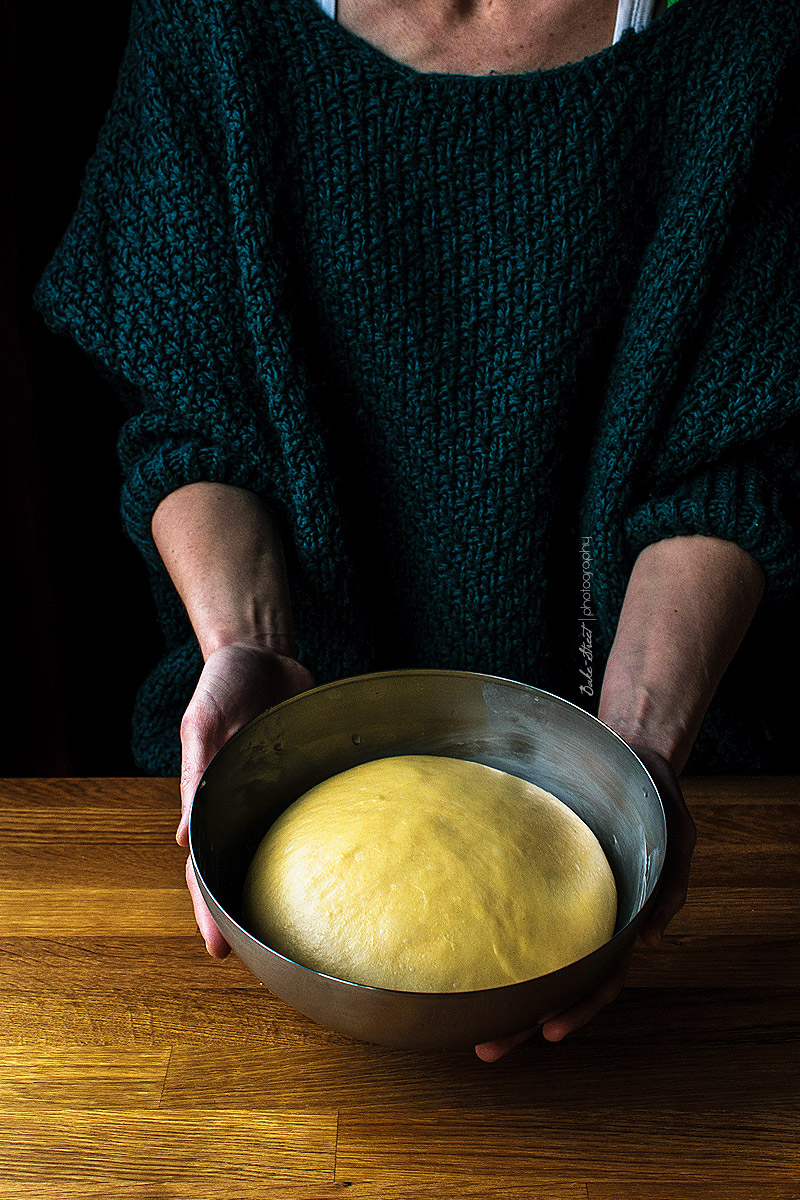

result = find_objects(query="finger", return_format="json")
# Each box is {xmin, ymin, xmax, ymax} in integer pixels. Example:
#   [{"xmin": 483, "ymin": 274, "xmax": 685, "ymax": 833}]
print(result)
[
  {"xmin": 178, "ymin": 724, "xmax": 207, "ymax": 847},
  {"xmin": 638, "ymin": 908, "xmax": 669, "ymax": 949},
  {"xmin": 178, "ymin": 701, "xmax": 225, "ymax": 846},
  {"xmin": 541, "ymin": 945, "xmax": 635, "ymax": 1042},
  {"xmin": 640, "ymin": 825, "xmax": 697, "ymax": 946},
  {"xmin": 474, "ymin": 1025, "xmax": 540, "ymax": 1063},
  {"xmin": 631, "ymin": 749, "xmax": 697, "ymax": 947},
  {"xmin": 185, "ymin": 856, "xmax": 231, "ymax": 959},
  {"xmin": 176, "ymin": 815, "xmax": 190, "ymax": 850},
  {"xmin": 659, "ymin": 806, "xmax": 697, "ymax": 917}
]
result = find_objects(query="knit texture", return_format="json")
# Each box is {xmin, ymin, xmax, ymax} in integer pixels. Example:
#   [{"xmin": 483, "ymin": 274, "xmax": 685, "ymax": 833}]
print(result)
[{"xmin": 32, "ymin": 0, "xmax": 800, "ymax": 775}]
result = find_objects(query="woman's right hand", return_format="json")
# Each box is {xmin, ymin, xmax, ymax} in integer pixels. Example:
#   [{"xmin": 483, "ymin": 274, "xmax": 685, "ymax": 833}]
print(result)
[{"xmin": 176, "ymin": 640, "xmax": 317, "ymax": 958}]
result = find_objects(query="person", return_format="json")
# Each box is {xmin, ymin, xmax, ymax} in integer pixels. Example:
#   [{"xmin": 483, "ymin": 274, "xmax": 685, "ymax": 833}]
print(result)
[{"xmin": 32, "ymin": 0, "xmax": 800, "ymax": 1063}]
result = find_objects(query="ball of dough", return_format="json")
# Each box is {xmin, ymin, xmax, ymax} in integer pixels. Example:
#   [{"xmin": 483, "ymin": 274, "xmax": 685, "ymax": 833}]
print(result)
[{"xmin": 242, "ymin": 754, "xmax": 617, "ymax": 992}]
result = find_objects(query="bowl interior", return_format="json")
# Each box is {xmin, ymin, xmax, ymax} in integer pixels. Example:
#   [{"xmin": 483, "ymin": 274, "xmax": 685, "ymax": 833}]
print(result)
[{"xmin": 190, "ymin": 669, "xmax": 667, "ymax": 966}]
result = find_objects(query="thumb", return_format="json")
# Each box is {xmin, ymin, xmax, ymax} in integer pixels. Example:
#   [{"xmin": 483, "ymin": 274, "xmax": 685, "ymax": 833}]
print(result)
[{"xmin": 177, "ymin": 705, "xmax": 222, "ymax": 848}]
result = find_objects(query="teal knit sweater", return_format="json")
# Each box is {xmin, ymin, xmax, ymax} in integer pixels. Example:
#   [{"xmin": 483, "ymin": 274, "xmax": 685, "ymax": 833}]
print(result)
[{"xmin": 32, "ymin": 0, "xmax": 800, "ymax": 776}]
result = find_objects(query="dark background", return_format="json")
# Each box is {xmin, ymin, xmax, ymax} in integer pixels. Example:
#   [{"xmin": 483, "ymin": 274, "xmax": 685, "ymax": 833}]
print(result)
[
  {"xmin": 4, "ymin": 0, "xmax": 157, "ymax": 775},
  {"xmin": 4, "ymin": 2, "xmax": 797, "ymax": 779}
]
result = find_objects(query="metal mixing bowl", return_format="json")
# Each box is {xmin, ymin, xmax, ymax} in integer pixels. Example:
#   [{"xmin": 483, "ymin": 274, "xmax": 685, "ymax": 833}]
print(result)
[{"xmin": 189, "ymin": 668, "xmax": 667, "ymax": 1051}]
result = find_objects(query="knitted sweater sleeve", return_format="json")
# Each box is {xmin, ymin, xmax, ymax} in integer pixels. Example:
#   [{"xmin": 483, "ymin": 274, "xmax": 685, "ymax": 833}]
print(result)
[
  {"xmin": 621, "ymin": 94, "xmax": 800, "ymax": 606},
  {"xmin": 30, "ymin": 0, "xmax": 289, "ymax": 580},
  {"xmin": 622, "ymin": 426, "xmax": 800, "ymax": 604}
]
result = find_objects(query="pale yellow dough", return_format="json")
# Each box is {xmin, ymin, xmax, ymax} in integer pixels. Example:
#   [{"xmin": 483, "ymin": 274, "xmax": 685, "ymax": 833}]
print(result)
[{"xmin": 242, "ymin": 754, "xmax": 617, "ymax": 992}]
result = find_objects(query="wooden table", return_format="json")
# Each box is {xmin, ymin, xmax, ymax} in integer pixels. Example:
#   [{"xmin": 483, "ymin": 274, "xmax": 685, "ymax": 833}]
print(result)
[{"xmin": 1, "ymin": 776, "xmax": 798, "ymax": 1198}]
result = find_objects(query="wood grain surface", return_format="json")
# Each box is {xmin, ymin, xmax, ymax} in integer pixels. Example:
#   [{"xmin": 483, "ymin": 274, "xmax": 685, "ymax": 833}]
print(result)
[{"xmin": 0, "ymin": 776, "xmax": 798, "ymax": 1198}]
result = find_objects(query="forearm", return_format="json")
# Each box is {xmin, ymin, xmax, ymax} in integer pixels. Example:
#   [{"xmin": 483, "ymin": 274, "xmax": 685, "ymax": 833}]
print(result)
[
  {"xmin": 151, "ymin": 481, "xmax": 295, "ymax": 661},
  {"xmin": 598, "ymin": 534, "xmax": 766, "ymax": 774}
]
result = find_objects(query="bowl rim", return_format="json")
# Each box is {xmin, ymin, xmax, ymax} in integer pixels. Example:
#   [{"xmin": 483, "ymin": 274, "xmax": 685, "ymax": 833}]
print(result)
[{"xmin": 189, "ymin": 667, "xmax": 667, "ymax": 996}]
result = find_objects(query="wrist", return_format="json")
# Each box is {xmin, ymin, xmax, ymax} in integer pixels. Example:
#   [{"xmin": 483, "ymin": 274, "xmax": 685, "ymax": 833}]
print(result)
[
  {"xmin": 597, "ymin": 657, "xmax": 705, "ymax": 774},
  {"xmin": 197, "ymin": 605, "xmax": 296, "ymax": 662},
  {"xmin": 598, "ymin": 535, "xmax": 764, "ymax": 775}
]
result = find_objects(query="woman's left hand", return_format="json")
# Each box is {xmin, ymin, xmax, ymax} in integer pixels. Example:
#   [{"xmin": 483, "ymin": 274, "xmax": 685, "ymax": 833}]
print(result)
[{"xmin": 474, "ymin": 745, "xmax": 696, "ymax": 1062}]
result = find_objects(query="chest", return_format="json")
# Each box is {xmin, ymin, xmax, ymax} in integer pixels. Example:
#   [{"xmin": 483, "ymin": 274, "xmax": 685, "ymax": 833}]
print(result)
[{"xmin": 333, "ymin": 0, "xmax": 669, "ymax": 75}]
